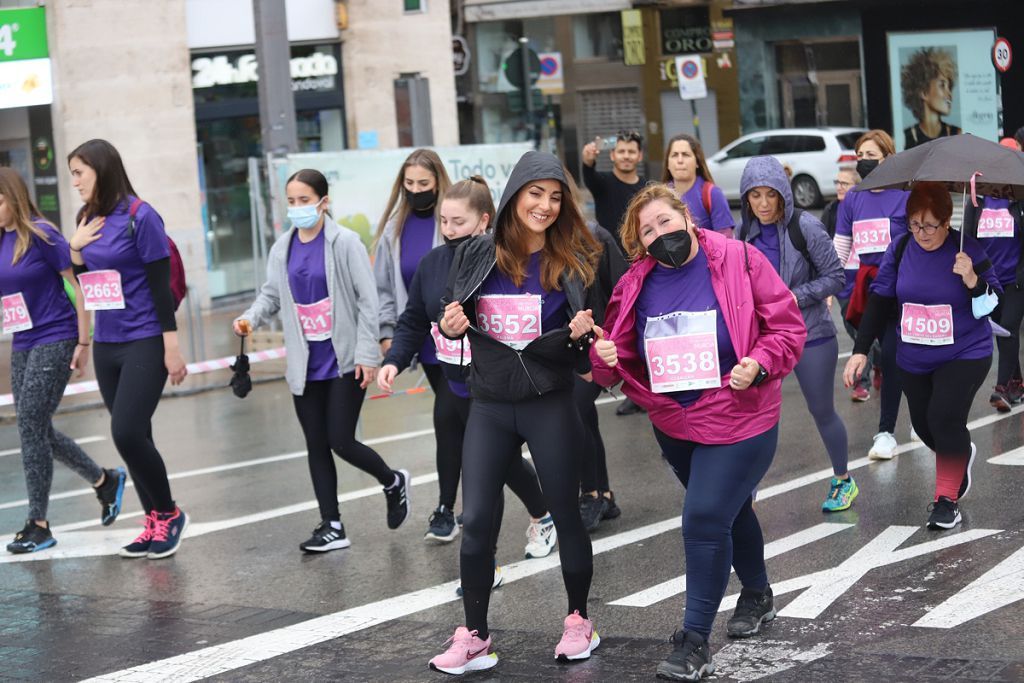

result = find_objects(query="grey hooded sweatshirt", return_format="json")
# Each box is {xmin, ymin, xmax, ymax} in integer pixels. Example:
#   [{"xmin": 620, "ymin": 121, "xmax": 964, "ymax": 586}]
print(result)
[{"xmin": 739, "ymin": 155, "xmax": 843, "ymax": 343}]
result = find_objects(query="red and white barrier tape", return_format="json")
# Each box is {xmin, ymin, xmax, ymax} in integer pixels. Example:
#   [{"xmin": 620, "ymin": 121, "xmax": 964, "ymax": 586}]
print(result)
[{"xmin": 0, "ymin": 345, "xmax": 434, "ymax": 407}]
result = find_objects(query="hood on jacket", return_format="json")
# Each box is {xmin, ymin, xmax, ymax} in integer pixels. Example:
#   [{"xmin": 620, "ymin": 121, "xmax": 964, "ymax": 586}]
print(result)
[
  {"xmin": 739, "ymin": 155, "xmax": 794, "ymax": 232},
  {"xmin": 495, "ymin": 151, "xmax": 569, "ymax": 231}
]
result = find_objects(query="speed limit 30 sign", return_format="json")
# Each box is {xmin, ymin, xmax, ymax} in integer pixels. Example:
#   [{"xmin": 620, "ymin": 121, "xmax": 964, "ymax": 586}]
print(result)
[{"xmin": 993, "ymin": 37, "xmax": 1012, "ymax": 73}]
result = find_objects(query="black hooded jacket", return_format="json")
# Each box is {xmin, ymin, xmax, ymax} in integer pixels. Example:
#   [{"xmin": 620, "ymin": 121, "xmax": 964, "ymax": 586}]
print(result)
[{"xmin": 440, "ymin": 151, "xmax": 602, "ymax": 402}]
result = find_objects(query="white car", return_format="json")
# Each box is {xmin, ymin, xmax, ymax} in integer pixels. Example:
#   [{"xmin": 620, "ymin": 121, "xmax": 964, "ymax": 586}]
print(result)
[{"xmin": 706, "ymin": 127, "xmax": 865, "ymax": 209}]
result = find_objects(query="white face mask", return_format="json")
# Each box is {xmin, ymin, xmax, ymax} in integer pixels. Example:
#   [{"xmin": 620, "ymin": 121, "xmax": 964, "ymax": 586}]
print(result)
[{"xmin": 287, "ymin": 198, "xmax": 325, "ymax": 229}]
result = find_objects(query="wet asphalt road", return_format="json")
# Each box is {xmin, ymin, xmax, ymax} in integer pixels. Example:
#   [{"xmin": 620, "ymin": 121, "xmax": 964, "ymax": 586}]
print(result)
[{"xmin": 2, "ymin": 315, "xmax": 1024, "ymax": 682}]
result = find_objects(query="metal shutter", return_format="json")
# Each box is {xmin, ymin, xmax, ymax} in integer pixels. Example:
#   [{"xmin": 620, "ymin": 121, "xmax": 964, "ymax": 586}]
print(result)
[{"xmin": 578, "ymin": 87, "xmax": 645, "ymax": 174}]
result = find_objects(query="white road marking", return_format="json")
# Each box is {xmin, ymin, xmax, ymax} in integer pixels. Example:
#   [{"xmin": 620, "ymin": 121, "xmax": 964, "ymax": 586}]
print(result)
[
  {"xmin": 0, "ymin": 472, "xmax": 440, "ymax": 563},
  {"xmin": 714, "ymin": 526, "xmax": 1002, "ymax": 617},
  {"xmin": 913, "ymin": 544, "xmax": 1024, "ymax": 628},
  {"xmin": 713, "ymin": 640, "xmax": 833, "ymax": 681},
  {"xmin": 83, "ymin": 515, "xmax": 682, "ymax": 683},
  {"xmin": 608, "ymin": 522, "xmax": 854, "ymax": 607},
  {"xmin": 988, "ymin": 446, "xmax": 1024, "ymax": 466},
  {"xmin": 0, "ymin": 435, "xmax": 105, "ymax": 458},
  {"xmin": 0, "ymin": 428, "xmax": 435, "ymax": 512}
]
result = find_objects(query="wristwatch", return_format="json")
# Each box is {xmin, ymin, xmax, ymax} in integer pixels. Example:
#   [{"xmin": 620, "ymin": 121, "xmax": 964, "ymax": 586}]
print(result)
[{"xmin": 751, "ymin": 365, "xmax": 769, "ymax": 387}]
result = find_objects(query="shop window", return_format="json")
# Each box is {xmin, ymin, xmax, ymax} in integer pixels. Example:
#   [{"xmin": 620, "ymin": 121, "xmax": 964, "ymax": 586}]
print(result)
[
  {"xmin": 474, "ymin": 18, "xmax": 556, "ymax": 93},
  {"xmin": 572, "ymin": 13, "xmax": 623, "ymax": 61},
  {"xmin": 404, "ymin": 0, "xmax": 426, "ymax": 13}
]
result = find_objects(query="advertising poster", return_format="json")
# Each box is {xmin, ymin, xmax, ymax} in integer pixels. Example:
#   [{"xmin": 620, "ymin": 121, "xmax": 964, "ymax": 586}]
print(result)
[
  {"xmin": 276, "ymin": 143, "xmax": 533, "ymax": 250},
  {"xmin": 887, "ymin": 29, "xmax": 999, "ymax": 151}
]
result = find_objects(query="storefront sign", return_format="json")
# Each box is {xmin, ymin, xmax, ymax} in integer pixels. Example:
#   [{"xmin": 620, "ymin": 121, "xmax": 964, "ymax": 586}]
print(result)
[
  {"xmin": 887, "ymin": 29, "xmax": 999, "ymax": 152},
  {"xmin": 711, "ymin": 19, "xmax": 735, "ymax": 51},
  {"xmin": 275, "ymin": 143, "xmax": 533, "ymax": 249},
  {"xmin": 0, "ymin": 7, "xmax": 52, "ymax": 111},
  {"xmin": 621, "ymin": 10, "xmax": 645, "ymax": 66},
  {"xmin": 191, "ymin": 51, "xmax": 338, "ymax": 92},
  {"xmin": 660, "ymin": 7, "xmax": 712, "ymax": 56},
  {"xmin": 0, "ymin": 7, "xmax": 48, "ymax": 62},
  {"xmin": 536, "ymin": 52, "xmax": 564, "ymax": 96},
  {"xmin": 675, "ymin": 55, "xmax": 707, "ymax": 100}
]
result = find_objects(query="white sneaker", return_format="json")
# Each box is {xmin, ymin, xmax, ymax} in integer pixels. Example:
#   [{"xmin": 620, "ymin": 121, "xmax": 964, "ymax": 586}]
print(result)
[
  {"xmin": 455, "ymin": 563, "xmax": 503, "ymax": 596},
  {"xmin": 868, "ymin": 431, "xmax": 898, "ymax": 460},
  {"xmin": 524, "ymin": 515, "xmax": 557, "ymax": 558}
]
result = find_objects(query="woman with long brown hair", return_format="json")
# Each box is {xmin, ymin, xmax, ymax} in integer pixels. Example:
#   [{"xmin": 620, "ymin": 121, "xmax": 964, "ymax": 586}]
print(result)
[
  {"xmin": 428, "ymin": 151, "xmax": 603, "ymax": 674},
  {"xmin": 0, "ymin": 167, "xmax": 126, "ymax": 554},
  {"xmin": 662, "ymin": 133, "xmax": 734, "ymax": 236}
]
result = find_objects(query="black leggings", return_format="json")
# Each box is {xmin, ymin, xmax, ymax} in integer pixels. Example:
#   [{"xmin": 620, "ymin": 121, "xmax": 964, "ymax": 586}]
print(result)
[
  {"xmin": 899, "ymin": 357, "xmax": 991, "ymax": 457},
  {"xmin": 292, "ymin": 374, "xmax": 395, "ymax": 522},
  {"xmin": 878, "ymin": 319, "xmax": 904, "ymax": 434},
  {"xmin": 993, "ymin": 284, "xmax": 1024, "ymax": 385},
  {"xmin": 574, "ymin": 377, "xmax": 609, "ymax": 493},
  {"xmin": 93, "ymin": 336, "xmax": 174, "ymax": 514},
  {"xmin": 422, "ymin": 363, "xmax": 547, "ymax": 518},
  {"xmin": 460, "ymin": 391, "xmax": 593, "ymax": 639}
]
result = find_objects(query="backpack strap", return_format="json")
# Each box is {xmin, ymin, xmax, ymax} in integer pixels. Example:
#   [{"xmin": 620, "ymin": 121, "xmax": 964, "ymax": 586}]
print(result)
[
  {"xmin": 127, "ymin": 198, "xmax": 144, "ymax": 239},
  {"xmin": 784, "ymin": 209, "xmax": 815, "ymax": 278},
  {"xmin": 701, "ymin": 181, "xmax": 714, "ymax": 217}
]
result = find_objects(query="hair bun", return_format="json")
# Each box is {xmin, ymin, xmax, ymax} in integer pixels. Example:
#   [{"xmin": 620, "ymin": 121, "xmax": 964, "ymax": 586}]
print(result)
[{"xmin": 469, "ymin": 175, "xmax": 486, "ymax": 185}]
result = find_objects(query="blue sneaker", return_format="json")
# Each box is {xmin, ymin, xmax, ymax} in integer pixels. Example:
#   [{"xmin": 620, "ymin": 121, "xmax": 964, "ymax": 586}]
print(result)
[
  {"xmin": 146, "ymin": 507, "xmax": 188, "ymax": 559},
  {"xmin": 96, "ymin": 467, "xmax": 127, "ymax": 526},
  {"xmin": 822, "ymin": 476, "xmax": 859, "ymax": 512},
  {"xmin": 6, "ymin": 521, "xmax": 56, "ymax": 554}
]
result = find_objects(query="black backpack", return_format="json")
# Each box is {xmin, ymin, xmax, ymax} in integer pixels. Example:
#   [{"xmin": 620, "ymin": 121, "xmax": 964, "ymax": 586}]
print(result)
[{"xmin": 741, "ymin": 209, "xmax": 817, "ymax": 277}]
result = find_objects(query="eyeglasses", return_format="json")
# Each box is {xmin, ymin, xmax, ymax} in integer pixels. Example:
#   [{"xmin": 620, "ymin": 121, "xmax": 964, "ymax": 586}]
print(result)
[
  {"xmin": 833, "ymin": 179, "xmax": 853, "ymax": 189},
  {"xmin": 908, "ymin": 221, "xmax": 943, "ymax": 235}
]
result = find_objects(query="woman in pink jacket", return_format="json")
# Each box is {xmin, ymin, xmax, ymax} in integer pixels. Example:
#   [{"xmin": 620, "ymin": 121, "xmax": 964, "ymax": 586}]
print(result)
[{"xmin": 591, "ymin": 184, "xmax": 805, "ymax": 681}]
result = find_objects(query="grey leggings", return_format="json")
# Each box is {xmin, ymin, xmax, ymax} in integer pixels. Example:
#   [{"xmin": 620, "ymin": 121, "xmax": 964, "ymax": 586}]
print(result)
[
  {"xmin": 12, "ymin": 338, "xmax": 103, "ymax": 520},
  {"xmin": 792, "ymin": 336, "xmax": 849, "ymax": 476}
]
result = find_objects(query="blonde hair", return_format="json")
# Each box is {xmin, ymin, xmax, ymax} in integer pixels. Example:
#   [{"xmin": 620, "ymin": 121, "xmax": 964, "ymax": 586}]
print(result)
[
  {"xmin": 374, "ymin": 149, "xmax": 452, "ymax": 248},
  {"xmin": 620, "ymin": 183, "xmax": 695, "ymax": 262},
  {"xmin": 443, "ymin": 175, "xmax": 495, "ymax": 229},
  {"xmin": 0, "ymin": 167, "xmax": 55, "ymax": 265}
]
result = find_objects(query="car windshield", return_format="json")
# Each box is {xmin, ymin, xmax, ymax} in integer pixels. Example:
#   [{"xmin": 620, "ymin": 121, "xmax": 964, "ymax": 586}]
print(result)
[{"xmin": 836, "ymin": 131, "xmax": 865, "ymax": 150}]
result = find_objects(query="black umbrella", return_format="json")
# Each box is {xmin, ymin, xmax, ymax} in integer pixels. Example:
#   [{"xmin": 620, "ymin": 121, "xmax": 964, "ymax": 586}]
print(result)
[
  {"xmin": 229, "ymin": 335, "xmax": 252, "ymax": 399},
  {"xmin": 855, "ymin": 134, "xmax": 1024, "ymax": 200}
]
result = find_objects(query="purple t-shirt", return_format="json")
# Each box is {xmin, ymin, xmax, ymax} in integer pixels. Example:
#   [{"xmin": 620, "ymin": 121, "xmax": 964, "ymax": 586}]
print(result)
[
  {"xmin": 835, "ymin": 188, "xmax": 909, "ymax": 268},
  {"xmin": 400, "ymin": 213, "xmax": 438, "ymax": 364},
  {"xmin": 974, "ymin": 198, "xmax": 1020, "ymax": 287},
  {"xmin": 288, "ymin": 230, "xmax": 340, "ymax": 382},
  {"xmin": 871, "ymin": 233, "xmax": 995, "ymax": 374},
  {"xmin": 750, "ymin": 221, "xmax": 781, "ymax": 272},
  {"xmin": 634, "ymin": 248, "xmax": 738, "ymax": 407},
  {"xmin": 0, "ymin": 222, "xmax": 78, "ymax": 351},
  {"xmin": 676, "ymin": 177, "xmax": 734, "ymax": 234},
  {"xmin": 81, "ymin": 198, "xmax": 170, "ymax": 343},
  {"xmin": 479, "ymin": 251, "xmax": 568, "ymax": 336}
]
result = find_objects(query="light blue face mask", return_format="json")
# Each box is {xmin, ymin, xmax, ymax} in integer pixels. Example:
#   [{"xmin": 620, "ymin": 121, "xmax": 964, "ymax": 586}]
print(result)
[
  {"xmin": 972, "ymin": 289, "xmax": 999, "ymax": 319},
  {"xmin": 287, "ymin": 198, "xmax": 325, "ymax": 229}
]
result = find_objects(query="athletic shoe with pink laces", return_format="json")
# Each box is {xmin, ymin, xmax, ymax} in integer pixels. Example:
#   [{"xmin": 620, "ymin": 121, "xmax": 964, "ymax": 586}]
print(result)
[
  {"xmin": 428, "ymin": 626, "xmax": 497, "ymax": 675},
  {"xmin": 119, "ymin": 511, "xmax": 157, "ymax": 558},
  {"xmin": 147, "ymin": 507, "xmax": 189, "ymax": 559},
  {"xmin": 554, "ymin": 610, "xmax": 600, "ymax": 661}
]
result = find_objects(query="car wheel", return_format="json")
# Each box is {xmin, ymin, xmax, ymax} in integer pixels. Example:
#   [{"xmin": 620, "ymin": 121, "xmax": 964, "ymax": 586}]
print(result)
[{"xmin": 791, "ymin": 175, "xmax": 822, "ymax": 209}]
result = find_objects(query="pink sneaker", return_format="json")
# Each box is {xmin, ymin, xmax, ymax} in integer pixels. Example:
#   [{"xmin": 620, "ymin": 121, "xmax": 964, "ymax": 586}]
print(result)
[
  {"xmin": 428, "ymin": 626, "xmax": 497, "ymax": 675},
  {"xmin": 554, "ymin": 610, "xmax": 600, "ymax": 661}
]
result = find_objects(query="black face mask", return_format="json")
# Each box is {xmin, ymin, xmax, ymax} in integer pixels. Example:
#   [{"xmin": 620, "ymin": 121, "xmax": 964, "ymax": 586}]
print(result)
[
  {"xmin": 647, "ymin": 230, "xmax": 693, "ymax": 268},
  {"xmin": 444, "ymin": 234, "xmax": 473, "ymax": 248},
  {"xmin": 406, "ymin": 189, "xmax": 438, "ymax": 213},
  {"xmin": 856, "ymin": 159, "xmax": 880, "ymax": 180}
]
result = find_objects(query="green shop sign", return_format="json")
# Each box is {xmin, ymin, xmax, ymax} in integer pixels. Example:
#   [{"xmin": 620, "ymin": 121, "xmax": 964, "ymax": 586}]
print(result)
[{"xmin": 0, "ymin": 7, "xmax": 48, "ymax": 63}]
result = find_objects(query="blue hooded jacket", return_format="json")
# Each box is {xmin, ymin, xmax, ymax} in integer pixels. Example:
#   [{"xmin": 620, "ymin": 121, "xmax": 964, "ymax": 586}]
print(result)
[{"xmin": 739, "ymin": 155, "xmax": 843, "ymax": 343}]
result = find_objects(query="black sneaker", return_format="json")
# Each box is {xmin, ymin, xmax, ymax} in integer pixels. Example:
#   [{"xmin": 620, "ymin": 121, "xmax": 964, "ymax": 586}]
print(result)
[
  {"xmin": 579, "ymin": 493, "xmax": 607, "ymax": 533},
  {"xmin": 384, "ymin": 469, "xmax": 411, "ymax": 530},
  {"xmin": 425, "ymin": 505, "xmax": 458, "ymax": 543},
  {"xmin": 300, "ymin": 520, "xmax": 351, "ymax": 552},
  {"xmin": 927, "ymin": 496, "xmax": 962, "ymax": 529},
  {"xmin": 601, "ymin": 491, "xmax": 621, "ymax": 520},
  {"xmin": 6, "ymin": 521, "xmax": 56, "ymax": 554},
  {"xmin": 95, "ymin": 467, "xmax": 127, "ymax": 526},
  {"xmin": 990, "ymin": 386, "xmax": 1013, "ymax": 413},
  {"xmin": 726, "ymin": 586, "xmax": 776, "ymax": 637},
  {"xmin": 656, "ymin": 630, "xmax": 714, "ymax": 681},
  {"xmin": 958, "ymin": 443, "xmax": 977, "ymax": 500},
  {"xmin": 615, "ymin": 397, "xmax": 646, "ymax": 416}
]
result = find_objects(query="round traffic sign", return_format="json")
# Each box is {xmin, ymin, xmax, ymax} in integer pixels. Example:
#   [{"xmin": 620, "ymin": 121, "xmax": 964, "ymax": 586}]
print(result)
[
  {"xmin": 680, "ymin": 59, "xmax": 699, "ymax": 79},
  {"xmin": 540, "ymin": 56, "xmax": 558, "ymax": 76},
  {"xmin": 993, "ymin": 37, "xmax": 1012, "ymax": 73}
]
